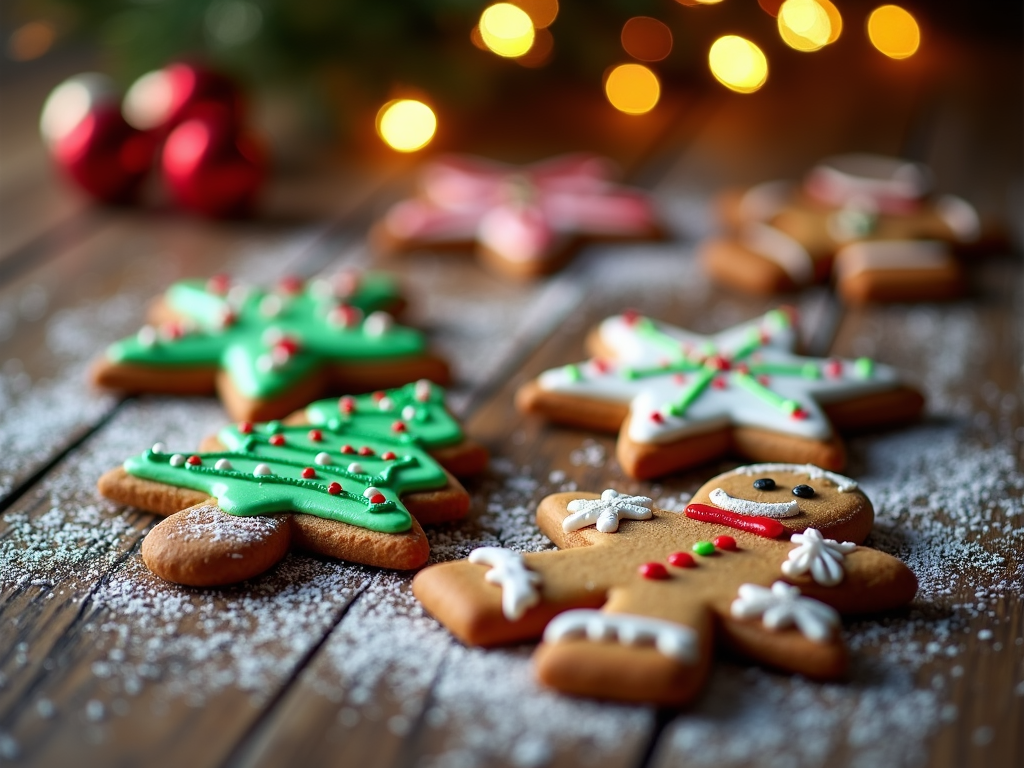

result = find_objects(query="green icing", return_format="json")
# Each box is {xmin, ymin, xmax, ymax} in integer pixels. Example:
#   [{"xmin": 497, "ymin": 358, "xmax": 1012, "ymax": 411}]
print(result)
[
  {"xmin": 123, "ymin": 382, "xmax": 465, "ymax": 534},
  {"xmin": 106, "ymin": 274, "xmax": 426, "ymax": 399}
]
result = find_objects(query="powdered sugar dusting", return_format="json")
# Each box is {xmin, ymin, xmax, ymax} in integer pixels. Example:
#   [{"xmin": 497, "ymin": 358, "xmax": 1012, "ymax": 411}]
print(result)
[{"xmin": 162, "ymin": 505, "xmax": 285, "ymax": 544}]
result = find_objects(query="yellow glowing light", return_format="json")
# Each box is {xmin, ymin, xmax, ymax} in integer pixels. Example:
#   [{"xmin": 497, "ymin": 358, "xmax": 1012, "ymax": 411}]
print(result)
[
  {"xmin": 778, "ymin": 0, "xmax": 831, "ymax": 52},
  {"xmin": 376, "ymin": 99, "xmax": 437, "ymax": 153},
  {"xmin": 820, "ymin": 0, "xmax": 843, "ymax": 44},
  {"xmin": 7, "ymin": 21, "xmax": 55, "ymax": 62},
  {"xmin": 480, "ymin": 3, "xmax": 535, "ymax": 58},
  {"xmin": 709, "ymin": 36, "xmax": 768, "ymax": 94},
  {"xmin": 513, "ymin": 0, "xmax": 559, "ymax": 29},
  {"xmin": 604, "ymin": 63, "xmax": 661, "ymax": 115},
  {"xmin": 867, "ymin": 5, "xmax": 920, "ymax": 59}
]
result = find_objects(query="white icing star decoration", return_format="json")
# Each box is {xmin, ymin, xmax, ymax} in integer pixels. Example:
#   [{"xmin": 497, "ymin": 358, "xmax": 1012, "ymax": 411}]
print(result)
[
  {"xmin": 543, "ymin": 609, "xmax": 698, "ymax": 663},
  {"xmin": 536, "ymin": 309, "xmax": 902, "ymax": 446},
  {"xmin": 730, "ymin": 581, "xmax": 840, "ymax": 642},
  {"xmin": 781, "ymin": 528, "xmax": 856, "ymax": 587},
  {"xmin": 563, "ymin": 489, "xmax": 653, "ymax": 533},
  {"xmin": 468, "ymin": 547, "xmax": 542, "ymax": 621}
]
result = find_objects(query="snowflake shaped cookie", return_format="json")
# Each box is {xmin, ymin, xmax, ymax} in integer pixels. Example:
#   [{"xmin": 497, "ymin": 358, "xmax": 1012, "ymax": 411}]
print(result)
[
  {"xmin": 562, "ymin": 489, "xmax": 653, "ymax": 533},
  {"xmin": 730, "ymin": 581, "xmax": 840, "ymax": 642}
]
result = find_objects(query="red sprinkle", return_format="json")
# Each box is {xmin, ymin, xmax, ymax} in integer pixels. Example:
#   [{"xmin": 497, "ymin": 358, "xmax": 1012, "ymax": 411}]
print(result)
[
  {"xmin": 735, "ymin": 363, "xmax": 750, "ymax": 375},
  {"xmin": 667, "ymin": 551, "xmax": 696, "ymax": 568},
  {"xmin": 638, "ymin": 562, "xmax": 670, "ymax": 580},
  {"xmin": 358, "ymin": 446, "xmax": 374, "ymax": 456},
  {"xmin": 381, "ymin": 451, "xmax": 397, "ymax": 461},
  {"xmin": 673, "ymin": 373, "xmax": 686, "ymax": 385},
  {"xmin": 825, "ymin": 359, "xmax": 843, "ymax": 378},
  {"xmin": 220, "ymin": 310, "xmax": 237, "ymax": 327},
  {"xmin": 327, "ymin": 482, "xmax": 342, "ymax": 495},
  {"xmin": 275, "ymin": 337, "xmax": 300, "ymax": 355},
  {"xmin": 301, "ymin": 467, "xmax": 316, "ymax": 479},
  {"xmin": 186, "ymin": 455, "xmax": 202, "ymax": 466},
  {"xmin": 369, "ymin": 493, "xmax": 387, "ymax": 505},
  {"xmin": 759, "ymin": 330, "xmax": 771, "ymax": 344},
  {"xmin": 650, "ymin": 411, "xmax": 665, "ymax": 424},
  {"xmin": 279, "ymin": 275, "xmax": 303, "ymax": 294},
  {"xmin": 712, "ymin": 377, "xmax": 727, "ymax": 389},
  {"xmin": 340, "ymin": 444, "xmax": 355, "ymax": 454},
  {"xmin": 207, "ymin": 274, "xmax": 231, "ymax": 294},
  {"xmin": 684, "ymin": 503, "xmax": 786, "ymax": 539},
  {"xmin": 238, "ymin": 422, "xmax": 253, "ymax": 434},
  {"xmin": 713, "ymin": 535, "xmax": 737, "ymax": 551},
  {"xmin": 339, "ymin": 397, "xmax": 355, "ymax": 414},
  {"xmin": 392, "ymin": 421, "xmax": 407, "ymax": 433},
  {"xmin": 758, "ymin": 375, "xmax": 771, "ymax": 386},
  {"xmin": 593, "ymin": 359, "xmax": 610, "ymax": 374},
  {"xmin": 269, "ymin": 435, "xmax": 286, "ymax": 446},
  {"xmin": 622, "ymin": 309, "xmax": 641, "ymax": 326},
  {"xmin": 791, "ymin": 408, "xmax": 808, "ymax": 420},
  {"xmin": 308, "ymin": 429, "xmax": 323, "ymax": 442},
  {"xmin": 372, "ymin": 391, "xmax": 386, "ymax": 401},
  {"xmin": 707, "ymin": 355, "xmax": 731, "ymax": 371}
]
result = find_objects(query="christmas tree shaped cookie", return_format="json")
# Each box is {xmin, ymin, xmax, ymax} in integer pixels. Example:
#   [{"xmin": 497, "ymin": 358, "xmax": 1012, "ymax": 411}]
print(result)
[
  {"xmin": 91, "ymin": 271, "xmax": 450, "ymax": 421},
  {"xmin": 98, "ymin": 381, "xmax": 487, "ymax": 586},
  {"xmin": 413, "ymin": 464, "xmax": 918, "ymax": 705},
  {"xmin": 701, "ymin": 154, "xmax": 985, "ymax": 303},
  {"xmin": 516, "ymin": 309, "xmax": 924, "ymax": 478}
]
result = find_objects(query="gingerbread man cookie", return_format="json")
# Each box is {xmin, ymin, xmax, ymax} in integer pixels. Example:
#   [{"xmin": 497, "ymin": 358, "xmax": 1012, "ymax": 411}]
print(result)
[
  {"xmin": 98, "ymin": 381, "xmax": 487, "ymax": 586},
  {"xmin": 91, "ymin": 271, "xmax": 450, "ymax": 421},
  {"xmin": 516, "ymin": 309, "xmax": 923, "ymax": 479},
  {"xmin": 372, "ymin": 153, "xmax": 661, "ymax": 280},
  {"xmin": 701, "ymin": 154, "xmax": 983, "ymax": 303},
  {"xmin": 413, "ymin": 464, "xmax": 917, "ymax": 705}
]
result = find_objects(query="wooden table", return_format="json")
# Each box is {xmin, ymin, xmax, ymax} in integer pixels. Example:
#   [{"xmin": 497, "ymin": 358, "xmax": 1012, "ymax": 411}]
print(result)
[{"xmin": 1, "ymin": 35, "xmax": 1021, "ymax": 768}]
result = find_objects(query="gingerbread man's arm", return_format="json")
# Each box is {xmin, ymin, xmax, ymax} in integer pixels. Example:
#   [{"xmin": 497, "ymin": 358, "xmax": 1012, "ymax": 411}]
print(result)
[{"xmin": 785, "ymin": 546, "xmax": 918, "ymax": 613}]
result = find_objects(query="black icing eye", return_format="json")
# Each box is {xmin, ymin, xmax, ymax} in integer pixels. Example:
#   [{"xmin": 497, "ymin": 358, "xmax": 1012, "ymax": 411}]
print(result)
[
  {"xmin": 792, "ymin": 484, "xmax": 815, "ymax": 498},
  {"xmin": 753, "ymin": 478, "xmax": 776, "ymax": 491}
]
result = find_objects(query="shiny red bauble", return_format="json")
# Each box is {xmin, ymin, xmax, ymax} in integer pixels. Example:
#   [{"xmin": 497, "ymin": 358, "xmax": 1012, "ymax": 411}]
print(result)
[
  {"xmin": 161, "ymin": 104, "xmax": 265, "ymax": 218},
  {"xmin": 123, "ymin": 62, "xmax": 242, "ymax": 135}
]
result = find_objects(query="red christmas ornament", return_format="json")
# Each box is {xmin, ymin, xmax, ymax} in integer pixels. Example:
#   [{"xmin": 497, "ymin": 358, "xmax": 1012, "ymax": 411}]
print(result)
[
  {"xmin": 123, "ymin": 62, "xmax": 242, "ymax": 136},
  {"xmin": 41, "ymin": 74, "xmax": 156, "ymax": 203},
  {"xmin": 161, "ymin": 104, "xmax": 264, "ymax": 218}
]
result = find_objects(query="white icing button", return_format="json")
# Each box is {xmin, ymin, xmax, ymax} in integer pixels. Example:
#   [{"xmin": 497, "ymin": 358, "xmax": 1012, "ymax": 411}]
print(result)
[
  {"xmin": 253, "ymin": 463, "xmax": 273, "ymax": 477},
  {"xmin": 414, "ymin": 379, "xmax": 432, "ymax": 402},
  {"xmin": 347, "ymin": 462, "xmax": 364, "ymax": 474},
  {"xmin": 151, "ymin": 442, "xmax": 166, "ymax": 454},
  {"xmin": 314, "ymin": 452, "xmax": 332, "ymax": 466},
  {"xmin": 363, "ymin": 311, "xmax": 393, "ymax": 337},
  {"xmin": 169, "ymin": 454, "xmax": 185, "ymax": 467},
  {"xmin": 377, "ymin": 396, "xmax": 394, "ymax": 412},
  {"xmin": 363, "ymin": 486, "xmax": 382, "ymax": 498},
  {"xmin": 215, "ymin": 458, "xmax": 233, "ymax": 470},
  {"xmin": 402, "ymin": 405, "xmax": 417, "ymax": 420},
  {"xmin": 137, "ymin": 325, "xmax": 158, "ymax": 347}
]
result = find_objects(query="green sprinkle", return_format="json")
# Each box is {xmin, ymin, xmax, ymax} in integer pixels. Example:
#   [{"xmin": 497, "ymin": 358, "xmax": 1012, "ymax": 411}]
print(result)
[
  {"xmin": 692, "ymin": 541, "xmax": 716, "ymax": 556},
  {"xmin": 733, "ymin": 372, "xmax": 798, "ymax": 415},
  {"xmin": 801, "ymin": 363, "xmax": 821, "ymax": 379},
  {"xmin": 564, "ymin": 364, "xmax": 583, "ymax": 382},
  {"xmin": 730, "ymin": 328, "xmax": 763, "ymax": 361},
  {"xmin": 855, "ymin": 357, "xmax": 874, "ymax": 378},
  {"xmin": 666, "ymin": 368, "xmax": 715, "ymax": 417}
]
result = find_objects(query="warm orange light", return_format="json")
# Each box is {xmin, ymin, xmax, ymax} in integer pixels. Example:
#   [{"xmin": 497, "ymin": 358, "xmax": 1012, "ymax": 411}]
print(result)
[
  {"xmin": 479, "ymin": 3, "xmax": 535, "ymax": 58},
  {"xmin": 516, "ymin": 27, "xmax": 554, "ymax": 68},
  {"xmin": 376, "ymin": 99, "xmax": 437, "ymax": 152},
  {"xmin": 820, "ymin": 0, "xmax": 843, "ymax": 44},
  {"xmin": 709, "ymin": 36, "xmax": 768, "ymax": 94},
  {"xmin": 513, "ymin": 0, "xmax": 559, "ymax": 29},
  {"xmin": 867, "ymin": 5, "xmax": 920, "ymax": 59},
  {"xmin": 605, "ymin": 63, "xmax": 661, "ymax": 115},
  {"xmin": 621, "ymin": 17, "xmax": 673, "ymax": 62},
  {"xmin": 777, "ymin": 0, "xmax": 831, "ymax": 52},
  {"xmin": 7, "ymin": 21, "xmax": 55, "ymax": 62},
  {"xmin": 758, "ymin": 0, "xmax": 785, "ymax": 16}
]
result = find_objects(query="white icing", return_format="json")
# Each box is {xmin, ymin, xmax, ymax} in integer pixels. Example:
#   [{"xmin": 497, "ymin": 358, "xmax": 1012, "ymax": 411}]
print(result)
[
  {"xmin": 214, "ymin": 458, "xmax": 232, "ymax": 471},
  {"xmin": 468, "ymin": 547, "xmax": 542, "ymax": 621},
  {"xmin": 935, "ymin": 194, "xmax": 980, "ymax": 242},
  {"xmin": 543, "ymin": 610, "xmax": 698, "ymax": 663},
  {"xmin": 137, "ymin": 325, "xmax": 157, "ymax": 348},
  {"xmin": 402, "ymin": 405, "xmax": 417, "ymax": 420},
  {"xmin": 708, "ymin": 488, "xmax": 799, "ymax": 518},
  {"xmin": 834, "ymin": 240, "xmax": 952, "ymax": 282},
  {"xmin": 722, "ymin": 463, "xmax": 858, "ymax": 492},
  {"xmin": 806, "ymin": 154, "xmax": 931, "ymax": 208},
  {"xmin": 377, "ymin": 396, "xmax": 394, "ymax": 411},
  {"xmin": 736, "ymin": 180, "xmax": 795, "ymax": 223},
  {"xmin": 151, "ymin": 442, "xmax": 166, "ymax": 454},
  {"xmin": 730, "ymin": 581, "xmax": 839, "ymax": 643},
  {"xmin": 314, "ymin": 452, "xmax": 332, "ymax": 466},
  {"xmin": 169, "ymin": 454, "xmax": 185, "ymax": 467},
  {"xmin": 536, "ymin": 311, "xmax": 903, "ymax": 446},
  {"xmin": 253, "ymin": 463, "xmax": 272, "ymax": 477},
  {"xmin": 740, "ymin": 223, "xmax": 815, "ymax": 285},
  {"xmin": 259, "ymin": 294, "xmax": 283, "ymax": 318},
  {"xmin": 363, "ymin": 486, "xmax": 382, "ymax": 498},
  {"xmin": 347, "ymin": 462, "xmax": 364, "ymax": 474},
  {"xmin": 781, "ymin": 528, "xmax": 856, "ymax": 587},
  {"xmin": 414, "ymin": 379, "xmax": 432, "ymax": 402},
  {"xmin": 363, "ymin": 312, "xmax": 393, "ymax": 337},
  {"xmin": 563, "ymin": 489, "xmax": 653, "ymax": 533}
]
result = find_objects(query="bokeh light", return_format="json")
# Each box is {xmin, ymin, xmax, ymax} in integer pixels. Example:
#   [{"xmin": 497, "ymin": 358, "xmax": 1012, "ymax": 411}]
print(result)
[
  {"xmin": 479, "ymin": 3, "xmax": 535, "ymax": 58},
  {"xmin": 867, "ymin": 5, "xmax": 920, "ymax": 59},
  {"xmin": 777, "ymin": 0, "xmax": 832, "ymax": 52},
  {"xmin": 757, "ymin": 0, "xmax": 785, "ymax": 16},
  {"xmin": 513, "ymin": 0, "xmax": 559, "ymax": 29},
  {"xmin": 376, "ymin": 99, "xmax": 437, "ymax": 153},
  {"xmin": 604, "ymin": 63, "xmax": 660, "ymax": 115},
  {"xmin": 708, "ymin": 36, "xmax": 768, "ymax": 94},
  {"xmin": 621, "ymin": 17, "xmax": 673, "ymax": 62},
  {"xmin": 7, "ymin": 21, "xmax": 55, "ymax": 62},
  {"xmin": 516, "ymin": 27, "xmax": 554, "ymax": 68}
]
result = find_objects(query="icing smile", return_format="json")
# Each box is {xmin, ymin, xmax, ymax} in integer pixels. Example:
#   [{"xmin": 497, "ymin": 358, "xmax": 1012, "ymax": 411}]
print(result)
[{"xmin": 708, "ymin": 488, "xmax": 799, "ymax": 519}]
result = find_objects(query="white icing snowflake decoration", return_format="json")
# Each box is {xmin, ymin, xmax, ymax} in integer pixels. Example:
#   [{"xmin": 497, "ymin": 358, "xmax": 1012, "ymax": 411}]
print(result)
[
  {"xmin": 543, "ymin": 609, "xmax": 698, "ymax": 663},
  {"xmin": 781, "ymin": 528, "xmax": 856, "ymax": 587},
  {"xmin": 562, "ymin": 489, "xmax": 653, "ymax": 533},
  {"xmin": 730, "ymin": 581, "xmax": 840, "ymax": 643},
  {"xmin": 468, "ymin": 547, "xmax": 542, "ymax": 621}
]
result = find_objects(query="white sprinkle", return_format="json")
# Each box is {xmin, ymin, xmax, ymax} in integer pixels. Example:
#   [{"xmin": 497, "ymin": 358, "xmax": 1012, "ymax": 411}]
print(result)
[
  {"xmin": 260, "ymin": 295, "xmax": 283, "ymax": 318},
  {"xmin": 151, "ymin": 442, "xmax": 166, "ymax": 454},
  {"xmin": 402, "ymin": 405, "xmax": 416, "ymax": 420},
  {"xmin": 214, "ymin": 459, "xmax": 233, "ymax": 471},
  {"xmin": 256, "ymin": 354, "xmax": 275, "ymax": 373},
  {"xmin": 253, "ymin": 463, "xmax": 272, "ymax": 477},
  {"xmin": 363, "ymin": 486, "xmax": 381, "ymax": 499},
  {"xmin": 378, "ymin": 397, "xmax": 394, "ymax": 412},
  {"xmin": 169, "ymin": 454, "xmax": 185, "ymax": 468},
  {"xmin": 363, "ymin": 311, "xmax": 393, "ymax": 337},
  {"xmin": 314, "ymin": 452, "xmax": 332, "ymax": 466},
  {"xmin": 347, "ymin": 463, "xmax": 364, "ymax": 474},
  {"xmin": 137, "ymin": 325, "xmax": 157, "ymax": 347}
]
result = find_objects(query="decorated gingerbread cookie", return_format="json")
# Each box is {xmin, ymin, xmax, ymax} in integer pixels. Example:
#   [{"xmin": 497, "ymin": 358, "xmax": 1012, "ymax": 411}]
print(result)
[
  {"xmin": 516, "ymin": 309, "xmax": 924, "ymax": 478},
  {"xmin": 98, "ymin": 381, "xmax": 487, "ymax": 586},
  {"xmin": 371, "ymin": 153, "xmax": 661, "ymax": 280},
  {"xmin": 701, "ymin": 154, "xmax": 984, "ymax": 303},
  {"xmin": 413, "ymin": 464, "xmax": 917, "ymax": 705},
  {"xmin": 90, "ymin": 271, "xmax": 450, "ymax": 421}
]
